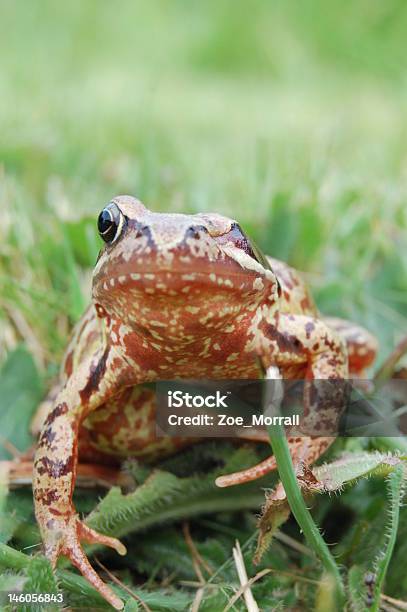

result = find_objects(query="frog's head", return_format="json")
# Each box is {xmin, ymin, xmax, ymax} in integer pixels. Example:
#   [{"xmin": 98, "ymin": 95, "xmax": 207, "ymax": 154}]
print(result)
[{"xmin": 93, "ymin": 195, "xmax": 279, "ymax": 337}]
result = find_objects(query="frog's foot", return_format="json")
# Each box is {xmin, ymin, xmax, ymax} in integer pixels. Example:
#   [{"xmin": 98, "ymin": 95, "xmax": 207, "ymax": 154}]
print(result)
[
  {"xmin": 215, "ymin": 437, "xmax": 333, "ymax": 488},
  {"xmin": 44, "ymin": 514, "xmax": 126, "ymax": 610},
  {"xmin": 216, "ymin": 437, "xmax": 306, "ymax": 488}
]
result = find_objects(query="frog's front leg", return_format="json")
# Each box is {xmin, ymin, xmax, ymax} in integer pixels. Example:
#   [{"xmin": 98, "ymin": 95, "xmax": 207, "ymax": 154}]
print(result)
[
  {"xmin": 217, "ymin": 314, "xmax": 347, "ymax": 488},
  {"xmin": 34, "ymin": 349, "xmax": 128, "ymax": 611},
  {"xmin": 269, "ymin": 313, "xmax": 348, "ymax": 379},
  {"xmin": 216, "ymin": 436, "xmax": 333, "ymax": 487}
]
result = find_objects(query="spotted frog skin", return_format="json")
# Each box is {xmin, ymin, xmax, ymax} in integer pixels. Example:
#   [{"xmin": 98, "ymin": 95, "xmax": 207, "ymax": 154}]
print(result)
[{"xmin": 33, "ymin": 195, "xmax": 377, "ymax": 609}]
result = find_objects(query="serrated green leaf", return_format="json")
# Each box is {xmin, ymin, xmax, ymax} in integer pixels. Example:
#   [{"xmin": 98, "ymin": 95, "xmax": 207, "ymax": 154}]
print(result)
[
  {"xmin": 86, "ymin": 454, "xmax": 265, "ymax": 540},
  {"xmin": 24, "ymin": 556, "xmax": 58, "ymax": 594},
  {"xmin": 0, "ymin": 543, "xmax": 192, "ymax": 611},
  {"xmin": 22, "ymin": 556, "xmax": 59, "ymax": 612},
  {"xmin": 312, "ymin": 452, "xmax": 403, "ymax": 492}
]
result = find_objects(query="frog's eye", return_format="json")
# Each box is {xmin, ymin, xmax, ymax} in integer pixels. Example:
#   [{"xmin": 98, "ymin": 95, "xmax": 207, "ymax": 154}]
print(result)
[{"xmin": 97, "ymin": 203, "xmax": 124, "ymax": 243}]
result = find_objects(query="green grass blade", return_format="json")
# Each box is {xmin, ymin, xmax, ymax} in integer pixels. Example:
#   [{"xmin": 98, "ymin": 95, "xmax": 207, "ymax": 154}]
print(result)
[{"xmin": 266, "ymin": 426, "xmax": 346, "ymax": 611}]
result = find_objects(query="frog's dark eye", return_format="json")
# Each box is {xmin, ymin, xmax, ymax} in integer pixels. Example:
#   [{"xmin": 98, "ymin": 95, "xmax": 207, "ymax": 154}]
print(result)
[{"xmin": 97, "ymin": 203, "xmax": 124, "ymax": 243}]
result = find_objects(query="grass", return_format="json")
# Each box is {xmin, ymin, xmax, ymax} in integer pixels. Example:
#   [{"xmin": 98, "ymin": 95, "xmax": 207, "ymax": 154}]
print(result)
[{"xmin": 1, "ymin": 1, "xmax": 407, "ymax": 610}]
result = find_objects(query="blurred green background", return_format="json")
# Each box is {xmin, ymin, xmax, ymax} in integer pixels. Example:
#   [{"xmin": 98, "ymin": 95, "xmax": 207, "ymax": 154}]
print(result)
[{"xmin": 0, "ymin": 0, "xmax": 406, "ymax": 369}]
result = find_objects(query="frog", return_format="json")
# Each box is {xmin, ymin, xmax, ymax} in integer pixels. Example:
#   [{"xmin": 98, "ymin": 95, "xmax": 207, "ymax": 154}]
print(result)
[{"xmin": 32, "ymin": 195, "xmax": 377, "ymax": 609}]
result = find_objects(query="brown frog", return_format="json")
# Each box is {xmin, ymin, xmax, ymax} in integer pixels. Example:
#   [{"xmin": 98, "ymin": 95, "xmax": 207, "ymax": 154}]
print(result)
[{"xmin": 32, "ymin": 195, "xmax": 377, "ymax": 609}]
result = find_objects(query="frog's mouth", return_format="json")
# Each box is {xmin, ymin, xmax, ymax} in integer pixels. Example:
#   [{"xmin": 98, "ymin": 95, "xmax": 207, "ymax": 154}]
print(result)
[
  {"xmin": 93, "ymin": 246, "xmax": 279, "ymax": 339},
  {"xmin": 93, "ymin": 255, "xmax": 275, "ymax": 300}
]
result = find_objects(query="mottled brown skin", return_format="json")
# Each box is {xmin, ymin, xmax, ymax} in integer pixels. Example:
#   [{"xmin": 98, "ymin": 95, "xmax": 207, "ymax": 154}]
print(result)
[{"xmin": 32, "ymin": 196, "xmax": 377, "ymax": 609}]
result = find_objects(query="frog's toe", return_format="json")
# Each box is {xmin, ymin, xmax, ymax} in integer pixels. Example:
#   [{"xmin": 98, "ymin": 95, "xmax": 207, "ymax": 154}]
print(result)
[
  {"xmin": 78, "ymin": 521, "xmax": 127, "ymax": 556},
  {"xmin": 42, "ymin": 516, "xmax": 125, "ymax": 610},
  {"xmin": 215, "ymin": 454, "xmax": 278, "ymax": 488},
  {"xmin": 62, "ymin": 531, "xmax": 124, "ymax": 610}
]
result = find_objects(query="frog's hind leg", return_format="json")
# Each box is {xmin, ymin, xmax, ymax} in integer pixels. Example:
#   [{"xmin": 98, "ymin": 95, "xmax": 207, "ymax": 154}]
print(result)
[{"xmin": 323, "ymin": 316, "xmax": 378, "ymax": 376}]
